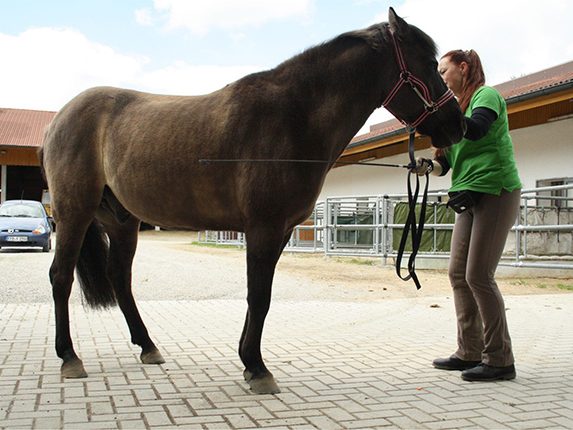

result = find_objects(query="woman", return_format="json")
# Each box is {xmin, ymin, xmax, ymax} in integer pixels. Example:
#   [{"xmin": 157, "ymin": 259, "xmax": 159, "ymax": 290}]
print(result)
[{"xmin": 412, "ymin": 50, "xmax": 522, "ymax": 381}]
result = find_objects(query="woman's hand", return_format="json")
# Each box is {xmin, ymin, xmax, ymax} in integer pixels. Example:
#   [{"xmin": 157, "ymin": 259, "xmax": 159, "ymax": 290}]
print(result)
[{"xmin": 409, "ymin": 158, "xmax": 434, "ymax": 176}]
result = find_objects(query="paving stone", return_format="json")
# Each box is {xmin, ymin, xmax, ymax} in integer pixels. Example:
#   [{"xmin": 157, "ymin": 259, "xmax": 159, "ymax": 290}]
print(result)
[
  {"xmin": 142, "ymin": 410, "xmax": 174, "ymax": 426},
  {"xmin": 0, "ymin": 296, "xmax": 571, "ymax": 429}
]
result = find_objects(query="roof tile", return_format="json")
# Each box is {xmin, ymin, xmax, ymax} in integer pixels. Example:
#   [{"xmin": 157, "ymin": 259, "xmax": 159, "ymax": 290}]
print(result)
[{"xmin": 0, "ymin": 108, "xmax": 56, "ymax": 148}]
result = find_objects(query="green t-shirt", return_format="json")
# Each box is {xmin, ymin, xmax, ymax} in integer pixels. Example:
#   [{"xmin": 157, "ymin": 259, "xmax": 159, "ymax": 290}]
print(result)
[{"xmin": 445, "ymin": 86, "xmax": 522, "ymax": 195}]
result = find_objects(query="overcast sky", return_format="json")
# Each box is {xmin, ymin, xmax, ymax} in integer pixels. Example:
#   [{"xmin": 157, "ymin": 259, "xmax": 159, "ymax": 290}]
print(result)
[{"xmin": 1, "ymin": 0, "xmax": 572, "ymax": 135}]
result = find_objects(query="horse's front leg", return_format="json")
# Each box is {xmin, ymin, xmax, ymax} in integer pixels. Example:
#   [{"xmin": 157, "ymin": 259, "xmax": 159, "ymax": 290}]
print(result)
[{"xmin": 240, "ymin": 227, "xmax": 290, "ymax": 394}]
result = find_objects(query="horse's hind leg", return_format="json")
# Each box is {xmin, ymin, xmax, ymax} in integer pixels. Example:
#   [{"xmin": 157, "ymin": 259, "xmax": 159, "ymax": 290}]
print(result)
[
  {"xmin": 104, "ymin": 216, "xmax": 165, "ymax": 365},
  {"xmin": 51, "ymin": 218, "xmax": 94, "ymax": 378},
  {"xmin": 239, "ymin": 226, "xmax": 291, "ymax": 394}
]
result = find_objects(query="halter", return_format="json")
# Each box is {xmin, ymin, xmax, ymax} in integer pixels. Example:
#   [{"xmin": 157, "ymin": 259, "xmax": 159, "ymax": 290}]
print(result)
[
  {"xmin": 381, "ymin": 28, "xmax": 455, "ymax": 129},
  {"xmin": 381, "ymin": 28, "xmax": 455, "ymax": 291}
]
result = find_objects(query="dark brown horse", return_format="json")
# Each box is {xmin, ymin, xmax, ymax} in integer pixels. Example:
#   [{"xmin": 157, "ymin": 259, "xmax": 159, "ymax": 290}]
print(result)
[{"xmin": 41, "ymin": 8, "xmax": 464, "ymax": 394}]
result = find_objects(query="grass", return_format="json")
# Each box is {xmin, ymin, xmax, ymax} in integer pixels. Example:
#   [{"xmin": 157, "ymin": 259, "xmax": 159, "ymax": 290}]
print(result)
[
  {"xmin": 511, "ymin": 279, "xmax": 528, "ymax": 286},
  {"xmin": 190, "ymin": 241, "xmax": 243, "ymax": 250},
  {"xmin": 189, "ymin": 242, "xmax": 378, "ymax": 266},
  {"xmin": 512, "ymin": 279, "xmax": 573, "ymax": 292},
  {"xmin": 535, "ymin": 283, "xmax": 573, "ymax": 291},
  {"xmin": 333, "ymin": 257, "xmax": 378, "ymax": 266}
]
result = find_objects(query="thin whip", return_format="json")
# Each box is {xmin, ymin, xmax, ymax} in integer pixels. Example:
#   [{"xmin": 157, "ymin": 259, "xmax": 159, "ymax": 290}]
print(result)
[{"xmin": 198, "ymin": 158, "xmax": 410, "ymax": 169}]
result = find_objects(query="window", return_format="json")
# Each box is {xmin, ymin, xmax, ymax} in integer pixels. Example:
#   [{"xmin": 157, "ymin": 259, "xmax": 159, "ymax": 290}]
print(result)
[{"xmin": 536, "ymin": 177, "xmax": 573, "ymax": 208}]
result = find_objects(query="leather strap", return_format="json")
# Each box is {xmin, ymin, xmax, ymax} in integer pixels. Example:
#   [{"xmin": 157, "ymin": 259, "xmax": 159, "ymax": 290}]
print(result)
[{"xmin": 395, "ymin": 130, "xmax": 429, "ymax": 290}]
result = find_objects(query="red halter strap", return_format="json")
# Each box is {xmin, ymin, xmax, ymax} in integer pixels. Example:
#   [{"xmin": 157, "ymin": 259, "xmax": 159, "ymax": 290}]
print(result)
[{"xmin": 381, "ymin": 29, "xmax": 455, "ymax": 129}]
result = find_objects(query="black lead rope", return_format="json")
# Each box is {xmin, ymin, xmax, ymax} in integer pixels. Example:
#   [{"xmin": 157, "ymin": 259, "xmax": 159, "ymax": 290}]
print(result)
[{"xmin": 395, "ymin": 129, "xmax": 429, "ymax": 290}]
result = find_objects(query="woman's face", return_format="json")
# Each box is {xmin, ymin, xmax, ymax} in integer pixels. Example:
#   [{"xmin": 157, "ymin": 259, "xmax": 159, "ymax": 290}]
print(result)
[{"xmin": 438, "ymin": 56, "xmax": 466, "ymax": 97}]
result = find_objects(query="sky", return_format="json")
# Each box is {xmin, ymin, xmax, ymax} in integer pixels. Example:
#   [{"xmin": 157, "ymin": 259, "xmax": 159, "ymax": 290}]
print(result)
[{"xmin": 1, "ymin": 0, "xmax": 572, "ymax": 135}]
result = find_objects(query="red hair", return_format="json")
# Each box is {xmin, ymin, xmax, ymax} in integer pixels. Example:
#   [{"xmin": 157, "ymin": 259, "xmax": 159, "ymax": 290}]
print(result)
[
  {"xmin": 433, "ymin": 49, "xmax": 485, "ymax": 159},
  {"xmin": 441, "ymin": 49, "xmax": 485, "ymax": 112}
]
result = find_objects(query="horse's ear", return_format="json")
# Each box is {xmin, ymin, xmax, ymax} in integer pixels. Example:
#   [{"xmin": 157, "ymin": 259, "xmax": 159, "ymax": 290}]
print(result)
[{"xmin": 388, "ymin": 7, "xmax": 409, "ymax": 36}]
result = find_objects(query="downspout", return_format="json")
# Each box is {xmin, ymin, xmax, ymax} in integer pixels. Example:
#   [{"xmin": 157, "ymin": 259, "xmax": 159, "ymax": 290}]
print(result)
[{"xmin": 1, "ymin": 164, "xmax": 6, "ymax": 203}]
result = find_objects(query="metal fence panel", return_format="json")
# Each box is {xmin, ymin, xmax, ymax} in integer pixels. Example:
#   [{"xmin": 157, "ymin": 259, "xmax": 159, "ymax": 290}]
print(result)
[{"xmin": 199, "ymin": 184, "xmax": 573, "ymax": 270}]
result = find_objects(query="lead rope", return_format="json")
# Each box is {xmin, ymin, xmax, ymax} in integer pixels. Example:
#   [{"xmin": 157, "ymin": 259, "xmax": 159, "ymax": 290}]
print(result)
[{"xmin": 395, "ymin": 128, "xmax": 429, "ymax": 290}]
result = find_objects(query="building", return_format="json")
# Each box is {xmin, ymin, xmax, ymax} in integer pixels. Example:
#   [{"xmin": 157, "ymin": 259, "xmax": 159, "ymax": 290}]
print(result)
[{"xmin": 0, "ymin": 108, "xmax": 55, "ymax": 203}]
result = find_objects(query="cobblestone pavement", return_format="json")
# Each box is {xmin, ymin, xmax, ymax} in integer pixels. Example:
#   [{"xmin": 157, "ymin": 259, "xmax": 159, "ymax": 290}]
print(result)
[{"xmin": 1, "ymin": 293, "xmax": 573, "ymax": 429}]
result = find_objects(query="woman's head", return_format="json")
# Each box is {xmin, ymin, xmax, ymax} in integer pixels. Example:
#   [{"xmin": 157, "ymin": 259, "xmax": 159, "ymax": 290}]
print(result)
[{"xmin": 438, "ymin": 49, "xmax": 485, "ymax": 112}]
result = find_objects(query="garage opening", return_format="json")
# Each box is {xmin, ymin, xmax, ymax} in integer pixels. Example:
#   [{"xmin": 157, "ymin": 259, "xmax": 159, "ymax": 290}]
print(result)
[{"xmin": 6, "ymin": 166, "xmax": 45, "ymax": 201}]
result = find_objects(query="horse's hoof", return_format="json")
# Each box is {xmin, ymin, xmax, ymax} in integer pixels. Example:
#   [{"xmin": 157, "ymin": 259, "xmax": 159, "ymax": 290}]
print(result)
[
  {"xmin": 61, "ymin": 358, "xmax": 88, "ymax": 378},
  {"xmin": 141, "ymin": 348, "xmax": 165, "ymax": 365},
  {"xmin": 243, "ymin": 369, "xmax": 281, "ymax": 394}
]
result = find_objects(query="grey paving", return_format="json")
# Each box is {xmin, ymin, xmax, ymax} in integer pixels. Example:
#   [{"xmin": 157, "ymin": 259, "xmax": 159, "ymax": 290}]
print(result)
[{"xmin": 1, "ymin": 294, "xmax": 572, "ymax": 429}]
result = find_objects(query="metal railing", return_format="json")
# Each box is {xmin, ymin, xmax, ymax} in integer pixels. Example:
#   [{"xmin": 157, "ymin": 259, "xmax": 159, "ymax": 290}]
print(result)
[
  {"xmin": 197, "ymin": 230, "xmax": 245, "ymax": 246},
  {"xmin": 199, "ymin": 184, "xmax": 573, "ymax": 270},
  {"xmin": 510, "ymin": 184, "xmax": 573, "ymax": 269}
]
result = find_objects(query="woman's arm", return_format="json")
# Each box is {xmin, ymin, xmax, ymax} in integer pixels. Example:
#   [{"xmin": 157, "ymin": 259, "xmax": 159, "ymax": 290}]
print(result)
[
  {"xmin": 410, "ymin": 107, "xmax": 498, "ymax": 176},
  {"xmin": 464, "ymin": 107, "xmax": 498, "ymax": 140}
]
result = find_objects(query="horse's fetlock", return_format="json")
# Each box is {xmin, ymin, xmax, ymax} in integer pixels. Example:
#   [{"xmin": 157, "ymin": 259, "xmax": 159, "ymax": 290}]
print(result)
[{"xmin": 57, "ymin": 347, "xmax": 78, "ymax": 362}]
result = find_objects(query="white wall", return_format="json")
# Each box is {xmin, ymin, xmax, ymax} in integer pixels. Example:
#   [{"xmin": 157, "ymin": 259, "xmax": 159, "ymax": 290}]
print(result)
[
  {"xmin": 318, "ymin": 117, "xmax": 573, "ymax": 200},
  {"xmin": 511, "ymin": 117, "xmax": 573, "ymax": 189}
]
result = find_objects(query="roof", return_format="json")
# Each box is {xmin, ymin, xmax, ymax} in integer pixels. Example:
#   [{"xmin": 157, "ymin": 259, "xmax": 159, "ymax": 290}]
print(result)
[
  {"xmin": 496, "ymin": 61, "xmax": 573, "ymax": 99},
  {"xmin": 350, "ymin": 60, "xmax": 573, "ymax": 147},
  {"xmin": 0, "ymin": 108, "xmax": 56, "ymax": 148}
]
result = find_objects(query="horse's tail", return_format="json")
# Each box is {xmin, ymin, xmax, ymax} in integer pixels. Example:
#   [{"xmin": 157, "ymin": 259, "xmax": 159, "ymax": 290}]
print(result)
[
  {"xmin": 39, "ymin": 122, "xmax": 53, "ymax": 183},
  {"xmin": 38, "ymin": 147, "xmax": 46, "ymax": 181},
  {"xmin": 76, "ymin": 221, "xmax": 117, "ymax": 309}
]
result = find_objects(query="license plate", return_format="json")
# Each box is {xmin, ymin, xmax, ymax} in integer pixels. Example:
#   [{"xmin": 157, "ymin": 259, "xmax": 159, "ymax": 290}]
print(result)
[{"xmin": 6, "ymin": 236, "xmax": 28, "ymax": 242}]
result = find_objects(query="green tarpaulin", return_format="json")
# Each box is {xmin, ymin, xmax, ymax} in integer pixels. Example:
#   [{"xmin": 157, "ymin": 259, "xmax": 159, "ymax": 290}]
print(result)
[{"xmin": 392, "ymin": 202, "xmax": 455, "ymax": 252}]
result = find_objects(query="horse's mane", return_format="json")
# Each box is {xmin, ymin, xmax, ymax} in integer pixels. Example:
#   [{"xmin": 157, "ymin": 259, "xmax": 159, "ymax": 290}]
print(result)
[
  {"xmin": 407, "ymin": 24, "xmax": 438, "ymax": 58},
  {"xmin": 274, "ymin": 23, "xmax": 387, "ymax": 74},
  {"xmin": 237, "ymin": 21, "xmax": 437, "ymax": 87}
]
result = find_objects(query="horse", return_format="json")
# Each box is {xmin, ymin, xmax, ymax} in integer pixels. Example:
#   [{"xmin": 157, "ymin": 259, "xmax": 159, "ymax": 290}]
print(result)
[{"xmin": 40, "ymin": 8, "xmax": 464, "ymax": 394}]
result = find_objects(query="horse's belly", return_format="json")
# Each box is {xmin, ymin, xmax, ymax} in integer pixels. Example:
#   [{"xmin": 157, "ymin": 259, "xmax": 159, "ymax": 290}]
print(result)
[
  {"xmin": 109, "ymin": 178, "xmax": 243, "ymax": 231},
  {"xmin": 132, "ymin": 200, "xmax": 242, "ymax": 231}
]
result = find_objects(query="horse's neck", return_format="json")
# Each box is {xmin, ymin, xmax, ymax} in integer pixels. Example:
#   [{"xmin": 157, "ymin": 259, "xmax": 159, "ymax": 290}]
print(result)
[{"xmin": 289, "ymin": 43, "xmax": 391, "ymax": 160}]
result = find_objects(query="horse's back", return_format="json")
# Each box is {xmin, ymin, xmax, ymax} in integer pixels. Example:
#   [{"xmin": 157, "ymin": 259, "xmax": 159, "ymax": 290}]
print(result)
[
  {"xmin": 42, "ymin": 86, "xmax": 247, "ymax": 228},
  {"xmin": 43, "ymin": 86, "xmax": 144, "ymax": 165},
  {"xmin": 42, "ymin": 81, "xmax": 323, "ymax": 230}
]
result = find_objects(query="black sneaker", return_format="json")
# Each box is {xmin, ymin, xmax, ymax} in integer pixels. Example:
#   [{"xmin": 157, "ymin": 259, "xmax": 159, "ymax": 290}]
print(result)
[
  {"xmin": 461, "ymin": 363, "xmax": 516, "ymax": 381},
  {"xmin": 433, "ymin": 355, "xmax": 481, "ymax": 371}
]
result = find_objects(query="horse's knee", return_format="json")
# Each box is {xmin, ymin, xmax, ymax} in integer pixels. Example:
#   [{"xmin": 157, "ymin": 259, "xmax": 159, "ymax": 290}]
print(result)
[{"xmin": 50, "ymin": 264, "xmax": 74, "ymax": 300}]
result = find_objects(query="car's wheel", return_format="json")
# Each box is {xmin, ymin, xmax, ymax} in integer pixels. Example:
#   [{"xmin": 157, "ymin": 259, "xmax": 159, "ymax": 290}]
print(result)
[{"xmin": 43, "ymin": 240, "xmax": 51, "ymax": 252}]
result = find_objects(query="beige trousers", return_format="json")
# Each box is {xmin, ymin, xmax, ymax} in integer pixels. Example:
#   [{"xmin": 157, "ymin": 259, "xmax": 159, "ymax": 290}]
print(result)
[{"xmin": 448, "ymin": 188, "xmax": 521, "ymax": 367}]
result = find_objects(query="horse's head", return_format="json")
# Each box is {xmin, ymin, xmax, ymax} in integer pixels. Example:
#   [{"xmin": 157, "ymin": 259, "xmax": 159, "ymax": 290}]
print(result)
[{"xmin": 381, "ymin": 8, "xmax": 465, "ymax": 149}]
